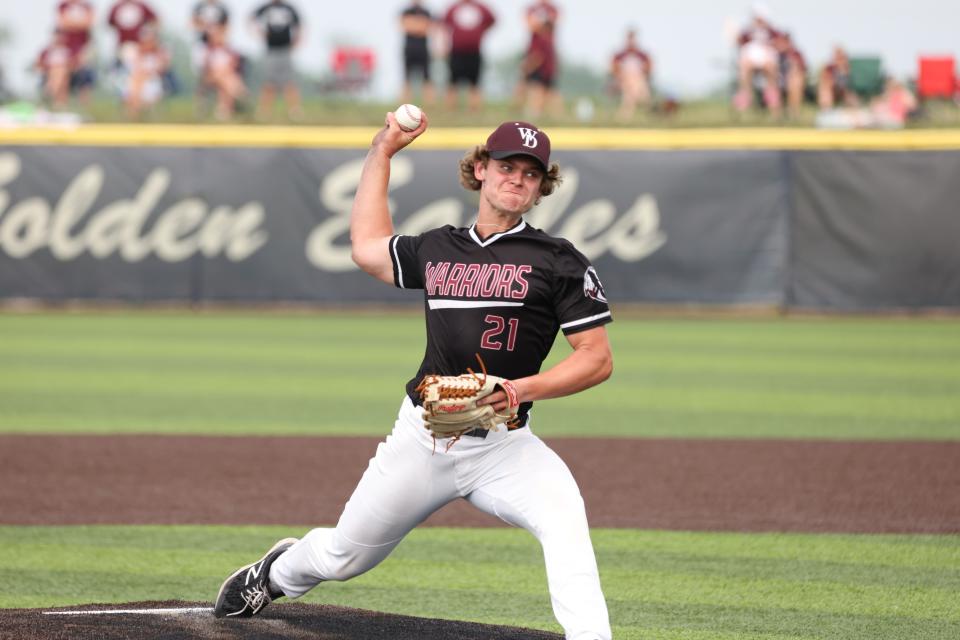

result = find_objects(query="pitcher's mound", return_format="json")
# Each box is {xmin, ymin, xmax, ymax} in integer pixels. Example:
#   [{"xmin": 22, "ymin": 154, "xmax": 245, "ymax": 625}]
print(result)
[{"xmin": 0, "ymin": 600, "xmax": 563, "ymax": 639}]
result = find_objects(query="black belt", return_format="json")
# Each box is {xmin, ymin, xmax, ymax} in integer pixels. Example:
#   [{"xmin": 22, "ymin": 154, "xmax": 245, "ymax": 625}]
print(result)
[{"xmin": 463, "ymin": 416, "xmax": 528, "ymax": 438}]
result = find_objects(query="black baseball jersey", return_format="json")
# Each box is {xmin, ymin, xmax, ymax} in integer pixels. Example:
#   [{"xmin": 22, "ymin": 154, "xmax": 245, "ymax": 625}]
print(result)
[
  {"xmin": 391, "ymin": 220, "xmax": 612, "ymax": 424},
  {"xmin": 252, "ymin": 1, "xmax": 301, "ymax": 49},
  {"xmin": 401, "ymin": 5, "xmax": 431, "ymax": 53}
]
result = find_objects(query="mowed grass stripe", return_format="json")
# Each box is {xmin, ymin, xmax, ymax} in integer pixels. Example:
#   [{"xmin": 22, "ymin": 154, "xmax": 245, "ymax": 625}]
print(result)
[
  {"xmin": 0, "ymin": 394, "xmax": 397, "ymax": 434},
  {"xmin": 555, "ymin": 386, "xmax": 958, "ymax": 421},
  {"xmin": 3, "ymin": 392, "xmax": 954, "ymax": 436},
  {"xmin": 6, "ymin": 314, "xmax": 957, "ymax": 354},
  {"xmin": 3, "ymin": 362, "xmax": 955, "ymax": 403},
  {"xmin": 608, "ymin": 317, "xmax": 960, "ymax": 348},
  {"xmin": 0, "ymin": 526, "xmax": 957, "ymax": 640},
  {"xmin": 529, "ymin": 406, "xmax": 960, "ymax": 439},
  {"xmin": 1, "ymin": 402, "xmax": 955, "ymax": 439},
  {"xmin": 0, "ymin": 381, "xmax": 954, "ymax": 434},
  {"xmin": 5, "ymin": 346, "xmax": 957, "ymax": 387},
  {"xmin": 1, "ymin": 312, "xmax": 957, "ymax": 439}
]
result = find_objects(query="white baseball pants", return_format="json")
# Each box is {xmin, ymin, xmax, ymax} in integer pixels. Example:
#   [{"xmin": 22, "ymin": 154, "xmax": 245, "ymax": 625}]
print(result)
[{"xmin": 270, "ymin": 396, "xmax": 612, "ymax": 640}]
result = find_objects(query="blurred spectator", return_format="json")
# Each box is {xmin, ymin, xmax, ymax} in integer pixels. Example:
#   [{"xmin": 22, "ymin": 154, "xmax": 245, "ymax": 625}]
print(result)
[
  {"xmin": 191, "ymin": 0, "xmax": 230, "ymax": 71},
  {"xmin": 55, "ymin": 0, "xmax": 96, "ymax": 105},
  {"xmin": 57, "ymin": 0, "xmax": 94, "ymax": 58},
  {"xmin": 122, "ymin": 23, "xmax": 170, "ymax": 118},
  {"xmin": 816, "ymin": 74, "xmax": 918, "ymax": 130},
  {"xmin": 106, "ymin": 0, "xmax": 158, "ymax": 69},
  {"xmin": 609, "ymin": 27, "xmax": 652, "ymax": 121},
  {"xmin": 870, "ymin": 77, "xmax": 918, "ymax": 128},
  {"xmin": 202, "ymin": 24, "xmax": 246, "ymax": 120},
  {"xmin": 249, "ymin": 0, "xmax": 303, "ymax": 120},
  {"xmin": 399, "ymin": 0, "xmax": 436, "ymax": 105},
  {"xmin": 0, "ymin": 66, "xmax": 10, "ymax": 103},
  {"xmin": 818, "ymin": 46, "xmax": 857, "ymax": 109},
  {"xmin": 106, "ymin": 0, "xmax": 178, "ymax": 101},
  {"xmin": 733, "ymin": 2, "xmax": 781, "ymax": 117},
  {"xmin": 33, "ymin": 30, "xmax": 77, "ymax": 108},
  {"xmin": 191, "ymin": 0, "xmax": 231, "ymax": 115},
  {"xmin": 520, "ymin": 0, "xmax": 561, "ymax": 118},
  {"xmin": 442, "ymin": 0, "xmax": 496, "ymax": 111},
  {"xmin": 772, "ymin": 31, "xmax": 806, "ymax": 120},
  {"xmin": 0, "ymin": 31, "xmax": 9, "ymax": 103}
]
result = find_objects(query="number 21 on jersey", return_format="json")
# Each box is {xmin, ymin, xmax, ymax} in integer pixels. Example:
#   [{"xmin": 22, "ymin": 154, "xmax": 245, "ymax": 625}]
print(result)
[{"xmin": 481, "ymin": 314, "xmax": 519, "ymax": 351}]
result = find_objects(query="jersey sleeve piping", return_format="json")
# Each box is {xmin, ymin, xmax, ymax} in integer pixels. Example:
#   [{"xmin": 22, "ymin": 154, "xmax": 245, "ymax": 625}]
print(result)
[
  {"xmin": 390, "ymin": 235, "xmax": 405, "ymax": 288},
  {"xmin": 560, "ymin": 311, "xmax": 612, "ymax": 334}
]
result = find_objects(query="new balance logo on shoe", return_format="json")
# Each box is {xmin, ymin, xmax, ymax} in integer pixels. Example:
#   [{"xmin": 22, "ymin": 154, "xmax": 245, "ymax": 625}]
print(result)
[
  {"xmin": 214, "ymin": 537, "xmax": 298, "ymax": 619},
  {"xmin": 246, "ymin": 561, "xmax": 264, "ymax": 583}
]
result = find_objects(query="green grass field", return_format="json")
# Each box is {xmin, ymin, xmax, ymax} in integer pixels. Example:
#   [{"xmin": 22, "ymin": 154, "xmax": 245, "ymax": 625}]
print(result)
[
  {"xmin": 1, "ymin": 526, "xmax": 958, "ymax": 639},
  {"xmin": 1, "ymin": 311, "xmax": 958, "ymax": 438},
  {"xmin": 1, "ymin": 310, "xmax": 959, "ymax": 639}
]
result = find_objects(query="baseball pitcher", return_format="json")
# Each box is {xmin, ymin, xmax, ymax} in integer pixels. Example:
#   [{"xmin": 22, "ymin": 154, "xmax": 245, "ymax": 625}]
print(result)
[{"xmin": 214, "ymin": 112, "xmax": 614, "ymax": 640}]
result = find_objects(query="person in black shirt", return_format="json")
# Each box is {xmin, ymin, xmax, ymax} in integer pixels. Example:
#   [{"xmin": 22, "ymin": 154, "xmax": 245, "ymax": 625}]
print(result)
[
  {"xmin": 214, "ymin": 113, "xmax": 614, "ymax": 640},
  {"xmin": 399, "ymin": 1, "xmax": 436, "ymax": 105},
  {"xmin": 191, "ymin": 0, "xmax": 229, "ymax": 64},
  {"xmin": 250, "ymin": 0, "xmax": 302, "ymax": 119}
]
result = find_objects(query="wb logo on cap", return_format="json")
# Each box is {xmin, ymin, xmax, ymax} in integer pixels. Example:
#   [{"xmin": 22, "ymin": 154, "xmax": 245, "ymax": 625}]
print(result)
[{"xmin": 517, "ymin": 128, "xmax": 539, "ymax": 149}]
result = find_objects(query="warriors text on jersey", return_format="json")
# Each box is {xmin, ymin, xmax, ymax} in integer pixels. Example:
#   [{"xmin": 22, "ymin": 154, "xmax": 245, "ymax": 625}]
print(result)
[{"xmin": 390, "ymin": 220, "xmax": 612, "ymax": 425}]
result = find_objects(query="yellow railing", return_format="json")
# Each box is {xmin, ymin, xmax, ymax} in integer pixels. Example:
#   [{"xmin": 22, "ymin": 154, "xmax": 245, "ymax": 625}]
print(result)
[{"xmin": 3, "ymin": 124, "xmax": 960, "ymax": 150}]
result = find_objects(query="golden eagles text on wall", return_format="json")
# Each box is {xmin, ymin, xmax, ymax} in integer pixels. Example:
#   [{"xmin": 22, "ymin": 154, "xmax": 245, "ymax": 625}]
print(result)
[{"xmin": 1, "ymin": 127, "xmax": 958, "ymax": 309}]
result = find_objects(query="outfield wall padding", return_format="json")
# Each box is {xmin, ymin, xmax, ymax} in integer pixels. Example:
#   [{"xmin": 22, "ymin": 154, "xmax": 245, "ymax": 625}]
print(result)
[
  {"xmin": 0, "ymin": 139, "xmax": 956, "ymax": 309},
  {"xmin": 788, "ymin": 151, "xmax": 960, "ymax": 308}
]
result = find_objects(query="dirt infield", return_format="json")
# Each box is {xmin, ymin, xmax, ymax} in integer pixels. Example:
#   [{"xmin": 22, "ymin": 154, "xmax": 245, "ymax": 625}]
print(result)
[
  {"xmin": 0, "ymin": 601, "xmax": 562, "ymax": 640},
  {"xmin": 3, "ymin": 434, "xmax": 959, "ymax": 639},
  {"xmin": 2, "ymin": 435, "xmax": 959, "ymax": 532}
]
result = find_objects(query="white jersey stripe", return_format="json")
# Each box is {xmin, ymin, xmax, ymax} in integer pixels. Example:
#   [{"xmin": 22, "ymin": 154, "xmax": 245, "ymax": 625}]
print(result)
[
  {"xmin": 428, "ymin": 300, "xmax": 525, "ymax": 310},
  {"xmin": 560, "ymin": 311, "xmax": 612, "ymax": 330},
  {"xmin": 391, "ymin": 236, "xmax": 405, "ymax": 288}
]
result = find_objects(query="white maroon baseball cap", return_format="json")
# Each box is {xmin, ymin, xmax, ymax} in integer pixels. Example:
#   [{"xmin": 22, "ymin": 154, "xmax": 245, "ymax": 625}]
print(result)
[{"xmin": 486, "ymin": 121, "xmax": 551, "ymax": 170}]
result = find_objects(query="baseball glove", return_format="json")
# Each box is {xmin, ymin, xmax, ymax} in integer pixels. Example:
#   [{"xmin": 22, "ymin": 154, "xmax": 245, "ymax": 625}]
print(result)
[{"xmin": 416, "ymin": 354, "xmax": 520, "ymax": 446}]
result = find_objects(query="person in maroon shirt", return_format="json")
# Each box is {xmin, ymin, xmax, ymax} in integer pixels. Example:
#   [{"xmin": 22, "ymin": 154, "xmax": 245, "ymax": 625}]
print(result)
[
  {"xmin": 56, "ymin": 0, "xmax": 94, "ymax": 57},
  {"xmin": 107, "ymin": 0, "xmax": 159, "ymax": 68},
  {"xmin": 442, "ymin": 0, "xmax": 496, "ymax": 111},
  {"xmin": 610, "ymin": 27, "xmax": 653, "ymax": 121},
  {"xmin": 55, "ymin": 0, "xmax": 95, "ymax": 103},
  {"xmin": 520, "ymin": 0, "xmax": 560, "ymax": 118}
]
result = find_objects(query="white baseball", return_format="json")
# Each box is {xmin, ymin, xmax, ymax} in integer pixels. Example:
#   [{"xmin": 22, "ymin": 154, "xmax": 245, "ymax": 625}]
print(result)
[{"xmin": 395, "ymin": 104, "xmax": 422, "ymax": 132}]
